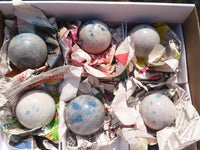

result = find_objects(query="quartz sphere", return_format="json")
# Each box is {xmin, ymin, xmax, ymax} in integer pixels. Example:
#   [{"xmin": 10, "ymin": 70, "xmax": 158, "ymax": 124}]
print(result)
[
  {"xmin": 65, "ymin": 95, "xmax": 105, "ymax": 136},
  {"xmin": 8, "ymin": 33, "xmax": 48, "ymax": 70},
  {"xmin": 78, "ymin": 20, "xmax": 112, "ymax": 54},
  {"xmin": 16, "ymin": 90, "xmax": 56, "ymax": 129},
  {"xmin": 140, "ymin": 93, "xmax": 176, "ymax": 130},
  {"xmin": 130, "ymin": 24, "xmax": 160, "ymax": 58}
]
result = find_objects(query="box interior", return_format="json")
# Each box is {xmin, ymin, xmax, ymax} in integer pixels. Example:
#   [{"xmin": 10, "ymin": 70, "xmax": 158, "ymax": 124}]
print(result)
[{"xmin": 0, "ymin": 1, "xmax": 200, "ymax": 150}]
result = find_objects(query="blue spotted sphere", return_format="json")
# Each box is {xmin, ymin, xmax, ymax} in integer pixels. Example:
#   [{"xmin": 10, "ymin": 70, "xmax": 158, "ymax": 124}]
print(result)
[
  {"xmin": 140, "ymin": 93, "xmax": 176, "ymax": 130},
  {"xmin": 8, "ymin": 33, "xmax": 47, "ymax": 71},
  {"xmin": 78, "ymin": 20, "xmax": 112, "ymax": 54},
  {"xmin": 16, "ymin": 90, "xmax": 56, "ymax": 129},
  {"xmin": 130, "ymin": 24, "xmax": 160, "ymax": 58},
  {"xmin": 65, "ymin": 95, "xmax": 105, "ymax": 136}
]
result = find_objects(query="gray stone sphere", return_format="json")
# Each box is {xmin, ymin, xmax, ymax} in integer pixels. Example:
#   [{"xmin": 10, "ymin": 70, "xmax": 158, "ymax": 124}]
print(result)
[
  {"xmin": 8, "ymin": 33, "xmax": 47, "ymax": 70},
  {"xmin": 16, "ymin": 90, "xmax": 56, "ymax": 129},
  {"xmin": 65, "ymin": 95, "xmax": 105, "ymax": 136},
  {"xmin": 130, "ymin": 24, "xmax": 160, "ymax": 58},
  {"xmin": 78, "ymin": 20, "xmax": 112, "ymax": 54}
]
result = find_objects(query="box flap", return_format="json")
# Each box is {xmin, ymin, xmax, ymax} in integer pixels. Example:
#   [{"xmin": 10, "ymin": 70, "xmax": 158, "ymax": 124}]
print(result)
[
  {"xmin": 0, "ymin": 1, "xmax": 195, "ymax": 24},
  {"xmin": 183, "ymin": 7, "xmax": 200, "ymax": 114}
]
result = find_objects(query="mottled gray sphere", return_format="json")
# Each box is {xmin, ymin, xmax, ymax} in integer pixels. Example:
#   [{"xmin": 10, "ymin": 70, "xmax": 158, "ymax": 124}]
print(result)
[
  {"xmin": 16, "ymin": 90, "xmax": 56, "ymax": 129},
  {"xmin": 8, "ymin": 33, "xmax": 47, "ymax": 70},
  {"xmin": 140, "ymin": 93, "xmax": 176, "ymax": 130},
  {"xmin": 130, "ymin": 24, "xmax": 160, "ymax": 58},
  {"xmin": 78, "ymin": 20, "xmax": 112, "ymax": 54},
  {"xmin": 65, "ymin": 95, "xmax": 105, "ymax": 136}
]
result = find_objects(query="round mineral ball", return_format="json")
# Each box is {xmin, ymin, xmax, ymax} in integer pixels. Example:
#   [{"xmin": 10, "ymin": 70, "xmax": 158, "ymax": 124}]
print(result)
[
  {"xmin": 8, "ymin": 33, "xmax": 48, "ymax": 71},
  {"xmin": 65, "ymin": 95, "xmax": 105, "ymax": 136},
  {"xmin": 130, "ymin": 24, "xmax": 160, "ymax": 58},
  {"xmin": 140, "ymin": 93, "xmax": 176, "ymax": 130},
  {"xmin": 16, "ymin": 90, "xmax": 56, "ymax": 129},
  {"xmin": 78, "ymin": 20, "xmax": 112, "ymax": 54}
]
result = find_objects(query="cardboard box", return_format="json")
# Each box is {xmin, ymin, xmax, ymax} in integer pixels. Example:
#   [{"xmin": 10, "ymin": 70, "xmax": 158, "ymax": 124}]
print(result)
[{"xmin": 0, "ymin": 1, "xmax": 199, "ymax": 150}]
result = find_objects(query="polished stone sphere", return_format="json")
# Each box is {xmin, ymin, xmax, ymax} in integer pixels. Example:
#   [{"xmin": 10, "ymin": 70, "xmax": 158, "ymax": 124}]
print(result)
[
  {"xmin": 65, "ymin": 95, "xmax": 105, "ymax": 136},
  {"xmin": 8, "ymin": 33, "xmax": 47, "ymax": 70},
  {"xmin": 78, "ymin": 20, "xmax": 112, "ymax": 54},
  {"xmin": 130, "ymin": 24, "xmax": 160, "ymax": 58},
  {"xmin": 140, "ymin": 93, "xmax": 176, "ymax": 130},
  {"xmin": 16, "ymin": 90, "xmax": 56, "ymax": 129}
]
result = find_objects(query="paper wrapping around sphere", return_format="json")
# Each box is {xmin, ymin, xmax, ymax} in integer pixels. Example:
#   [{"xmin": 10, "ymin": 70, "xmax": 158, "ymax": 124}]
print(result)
[
  {"xmin": 8, "ymin": 33, "xmax": 48, "ymax": 70},
  {"xmin": 78, "ymin": 20, "xmax": 112, "ymax": 54},
  {"xmin": 130, "ymin": 24, "xmax": 160, "ymax": 58},
  {"xmin": 65, "ymin": 95, "xmax": 105, "ymax": 136},
  {"xmin": 16, "ymin": 90, "xmax": 56, "ymax": 129},
  {"xmin": 140, "ymin": 93, "xmax": 176, "ymax": 130}
]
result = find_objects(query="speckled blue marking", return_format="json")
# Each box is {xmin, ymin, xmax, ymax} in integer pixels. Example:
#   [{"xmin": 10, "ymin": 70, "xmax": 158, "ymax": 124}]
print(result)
[
  {"xmin": 156, "ymin": 94, "xmax": 162, "ymax": 98},
  {"xmin": 153, "ymin": 111, "xmax": 156, "ymax": 114},
  {"xmin": 26, "ymin": 110, "xmax": 30, "ymax": 115},
  {"xmin": 101, "ymin": 27, "xmax": 105, "ymax": 31},
  {"xmin": 90, "ymin": 33, "xmax": 94, "ymax": 37},
  {"xmin": 36, "ymin": 107, "xmax": 40, "ymax": 112},
  {"xmin": 32, "ymin": 104, "xmax": 36, "ymax": 109},
  {"xmin": 84, "ymin": 21, "xmax": 96, "ymax": 29},
  {"xmin": 143, "ymin": 25, "xmax": 148, "ymax": 28},
  {"xmin": 89, "ymin": 30, "xmax": 92, "ymax": 32},
  {"xmin": 85, "ymin": 110, "xmax": 92, "ymax": 115},
  {"xmin": 14, "ymin": 34, "xmax": 24, "ymax": 39},
  {"xmin": 92, "ymin": 109, "xmax": 96, "ymax": 113},
  {"xmin": 75, "ymin": 114, "xmax": 83, "ymax": 122},
  {"xmin": 92, "ymin": 23, "xmax": 96, "ymax": 29},
  {"xmin": 150, "ymin": 101, "xmax": 153, "ymax": 105},
  {"xmin": 88, "ymin": 101, "xmax": 97, "ymax": 107},
  {"xmin": 153, "ymin": 120, "xmax": 156, "ymax": 124},
  {"xmin": 71, "ymin": 102, "xmax": 82, "ymax": 110},
  {"xmin": 162, "ymin": 120, "xmax": 167, "ymax": 124}
]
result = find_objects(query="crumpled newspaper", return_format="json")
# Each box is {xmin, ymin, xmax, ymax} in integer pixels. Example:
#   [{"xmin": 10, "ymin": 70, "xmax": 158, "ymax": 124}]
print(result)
[
  {"xmin": 58, "ymin": 21, "xmax": 134, "ymax": 79},
  {"xmin": 124, "ymin": 77, "xmax": 200, "ymax": 150},
  {"xmin": 58, "ymin": 75, "xmax": 121, "ymax": 150},
  {"xmin": 0, "ymin": 65, "xmax": 83, "ymax": 150},
  {"xmin": 111, "ymin": 82, "xmax": 156, "ymax": 150},
  {"xmin": 133, "ymin": 23, "xmax": 182, "ymax": 81},
  {"xmin": 0, "ymin": 0, "xmax": 63, "ymax": 77}
]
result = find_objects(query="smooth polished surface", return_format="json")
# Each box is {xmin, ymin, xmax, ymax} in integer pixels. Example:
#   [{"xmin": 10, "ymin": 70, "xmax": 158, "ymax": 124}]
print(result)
[
  {"xmin": 65, "ymin": 95, "xmax": 105, "ymax": 136},
  {"xmin": 140, "ymin": 93, "xmax": 176, "ymax": 130},
  {"xmin": 78, "ymin": 20, "xmax": 112, "ymax": 54},
  {"xmin": 16, "ymin": 90, "xmax": 56, "ymax": 129},
  {"xmin": 130, "ymin": 24, "xmax": 160, "ymax": 58},
  {"xmin": 8, "ymin": 33, "xmax": 47, "ymax": 70}
]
